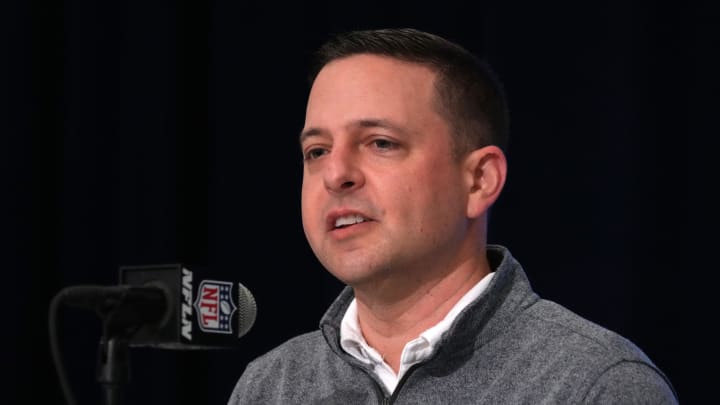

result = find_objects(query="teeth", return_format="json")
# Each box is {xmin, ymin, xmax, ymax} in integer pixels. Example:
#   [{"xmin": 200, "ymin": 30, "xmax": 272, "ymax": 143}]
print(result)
[{"xmin": 335, "ymin": 214, "xmax": 366, "ymax": 228}]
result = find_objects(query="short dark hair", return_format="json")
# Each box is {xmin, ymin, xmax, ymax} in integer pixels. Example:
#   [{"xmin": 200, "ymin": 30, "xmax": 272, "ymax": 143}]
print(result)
[{"xmin": 308, "ymin": 28, "xmax": 510, "ymax": 156}]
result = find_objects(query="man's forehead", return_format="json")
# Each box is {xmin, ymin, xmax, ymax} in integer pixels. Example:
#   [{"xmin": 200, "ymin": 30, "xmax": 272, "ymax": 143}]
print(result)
[{"xmin": 300, "ymin": 118, "xmax": 407, "ymax": 144}]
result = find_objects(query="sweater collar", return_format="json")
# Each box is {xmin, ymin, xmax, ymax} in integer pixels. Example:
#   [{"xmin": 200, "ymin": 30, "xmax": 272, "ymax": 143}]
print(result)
[{"xmin": 319, "ymin": 245, "xmax": 539, "ymax": 361}]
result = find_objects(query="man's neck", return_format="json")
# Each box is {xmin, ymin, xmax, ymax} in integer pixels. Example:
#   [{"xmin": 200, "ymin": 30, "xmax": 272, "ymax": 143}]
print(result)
[{"xmin": 352, "ymin": 258, "xmax": 490, "ymax": 373}]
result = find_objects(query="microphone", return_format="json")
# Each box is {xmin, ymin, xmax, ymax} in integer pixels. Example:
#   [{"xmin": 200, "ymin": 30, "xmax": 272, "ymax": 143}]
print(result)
[{"xmin": 58, "ymin": 264, "xmax": 257, "ymax": 349}]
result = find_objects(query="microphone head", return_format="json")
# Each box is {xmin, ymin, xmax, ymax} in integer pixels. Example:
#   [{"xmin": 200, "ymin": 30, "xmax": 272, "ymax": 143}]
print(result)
[
  {"xmin": 235, "ymin": 283, "xmax": 256, "ymax": 338},
  {"xmin": 117, "ymin": 264, "xmax": 258, "ymax": 349}
]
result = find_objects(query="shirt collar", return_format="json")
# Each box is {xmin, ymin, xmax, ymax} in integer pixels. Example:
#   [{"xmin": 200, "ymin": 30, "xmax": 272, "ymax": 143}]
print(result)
[{"xmin": 339, "ymin": 272, "xmax": 496, "ymax": 368}]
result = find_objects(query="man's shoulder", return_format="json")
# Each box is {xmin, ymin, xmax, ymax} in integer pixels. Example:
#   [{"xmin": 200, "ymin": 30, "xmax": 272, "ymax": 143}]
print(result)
[
  {"xmin": 522, "ymin": 298, "xmax": 652, "ymax": 362},
  {"xmin": 477, "ymin": 298, "xmax": 678, "ymax": 402},
  {"xmin": 232, "ymin": 330, "xmax": 328, "ymax": 392},
  {"xmin": 249, "ymin": 329, "xmax": 327, "ymax": 367},
  {"xmin": 228, "ymin": 329, "xmax": 334, "ymax": 404}
]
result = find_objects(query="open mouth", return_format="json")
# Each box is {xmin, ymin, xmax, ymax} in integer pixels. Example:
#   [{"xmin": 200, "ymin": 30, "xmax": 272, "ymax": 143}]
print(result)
[{"xmin": 334, "ymin": 214, "xmax": 368, "ymax": 229}]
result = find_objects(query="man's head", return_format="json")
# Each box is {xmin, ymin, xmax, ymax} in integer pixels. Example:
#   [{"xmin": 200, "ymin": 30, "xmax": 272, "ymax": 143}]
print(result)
[
  {"xmin": 307, "ymin": 28, "xmax": 509, "ymax": 158},
  {"xmin": 299, "ymin": 28, "xmax": 508, "ymax": 294}
]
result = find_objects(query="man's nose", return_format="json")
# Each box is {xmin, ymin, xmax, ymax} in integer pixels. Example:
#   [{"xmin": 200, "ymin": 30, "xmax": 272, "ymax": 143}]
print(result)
[{"xmin": 322, "ymin": 145, "xmax": 365, "ymax": 194}]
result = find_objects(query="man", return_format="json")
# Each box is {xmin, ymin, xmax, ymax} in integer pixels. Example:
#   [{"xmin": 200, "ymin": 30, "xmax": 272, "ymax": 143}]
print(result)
[{"xmin": 228, "ymin": 28, "xmax": 678, "ymax": 404}]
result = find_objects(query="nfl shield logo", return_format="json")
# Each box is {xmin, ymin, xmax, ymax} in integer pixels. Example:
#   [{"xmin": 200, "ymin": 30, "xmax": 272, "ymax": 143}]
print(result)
[{"xmin": 194, "ymin": 280, "xmax": 237, "ymax": 334}]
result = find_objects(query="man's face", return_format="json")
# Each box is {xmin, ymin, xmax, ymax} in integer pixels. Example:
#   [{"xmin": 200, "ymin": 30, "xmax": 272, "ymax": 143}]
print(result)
[{"xmin": 300, "ymin": 54, "xmax": 470, "ymax": 288}]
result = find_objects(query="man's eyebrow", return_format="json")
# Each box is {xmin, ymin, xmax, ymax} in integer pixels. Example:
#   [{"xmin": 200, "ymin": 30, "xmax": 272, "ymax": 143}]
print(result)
[
  {"xmin": 299, "ymin": 127, "xmax": 324, "ymax": 145},
  {"xmin": 351, "ymin": 118, "xmax": 404, "ymax": 134},
  {"xmin": 299, "ymin": 118, "xmax": 404, "ymax": 145}
]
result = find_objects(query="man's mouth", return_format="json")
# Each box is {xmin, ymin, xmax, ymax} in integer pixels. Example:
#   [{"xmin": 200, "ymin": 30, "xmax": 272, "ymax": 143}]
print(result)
[{"xmin": 334, "ymin": 214, "xmax": 368, "ymax": 229}]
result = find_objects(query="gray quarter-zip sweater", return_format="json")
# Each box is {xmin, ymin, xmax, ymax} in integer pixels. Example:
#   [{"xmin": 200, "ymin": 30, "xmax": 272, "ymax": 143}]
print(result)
[{"xmin": 228, "ymin": 245, "xmax": 678, "ymax": 404}]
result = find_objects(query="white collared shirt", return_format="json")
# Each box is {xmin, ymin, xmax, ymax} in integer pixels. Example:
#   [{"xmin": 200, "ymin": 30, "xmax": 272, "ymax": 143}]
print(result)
[{"xmin": 339, "ymin": 272, "xmax": 495, "ymax": 394}]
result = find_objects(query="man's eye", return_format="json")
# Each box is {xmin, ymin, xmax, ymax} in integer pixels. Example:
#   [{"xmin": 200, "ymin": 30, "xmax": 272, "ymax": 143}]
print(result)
[
  {"xmin": 304, "ymin": 148, "xmax": 328, "ymax": 161},
  {"xmin": 371, "ymin": 139, "xmax": 397, "ymax": 150}
]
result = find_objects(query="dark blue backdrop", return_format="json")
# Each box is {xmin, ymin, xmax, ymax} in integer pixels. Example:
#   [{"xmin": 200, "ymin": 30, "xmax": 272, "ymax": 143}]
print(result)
[{"xmin": 3, "ymin": 1, "xmax": 707, "ymax": 404}]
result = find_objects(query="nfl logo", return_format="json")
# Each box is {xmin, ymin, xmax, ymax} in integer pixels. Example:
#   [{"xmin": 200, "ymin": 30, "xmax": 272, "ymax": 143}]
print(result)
[{"xmin": 194, "ymin": 280, "xmax": 237, "ymax": 334}]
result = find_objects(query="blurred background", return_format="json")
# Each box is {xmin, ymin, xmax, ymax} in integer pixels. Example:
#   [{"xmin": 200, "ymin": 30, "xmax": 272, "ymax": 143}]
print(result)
[{"xmin": 3, "ymin": 0, "xmax": 709, "ymax": 404}]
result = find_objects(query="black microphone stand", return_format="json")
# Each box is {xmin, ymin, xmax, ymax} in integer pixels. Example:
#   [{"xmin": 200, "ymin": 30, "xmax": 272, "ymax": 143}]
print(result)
[
  {"xmin": 97, "ymin": 336, "xmax": 129, "ymax": 405},
  {"xmin": 91, "ymin": 286, "xmax": 166, "ymax": 405}
]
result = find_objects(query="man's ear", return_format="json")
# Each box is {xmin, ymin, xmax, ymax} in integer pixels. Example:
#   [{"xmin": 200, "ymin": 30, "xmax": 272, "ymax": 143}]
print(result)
[{"xmin": 464, "ymin": 145, "xmax": 507, "ymax": 218}]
